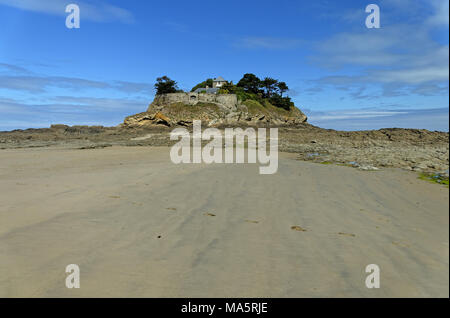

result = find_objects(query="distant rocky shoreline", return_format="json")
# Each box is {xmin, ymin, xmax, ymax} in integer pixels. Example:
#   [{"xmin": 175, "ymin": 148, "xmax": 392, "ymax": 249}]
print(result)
[{"xmin": 1, "ymin": 123, "xmax": 448, "ymax": 179}]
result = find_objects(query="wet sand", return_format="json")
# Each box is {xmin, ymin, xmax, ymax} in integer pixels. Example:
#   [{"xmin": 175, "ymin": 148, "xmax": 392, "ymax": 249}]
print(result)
[{"xmin": 0, "ymin": 146, "xmax": 448, "ymax": 297}]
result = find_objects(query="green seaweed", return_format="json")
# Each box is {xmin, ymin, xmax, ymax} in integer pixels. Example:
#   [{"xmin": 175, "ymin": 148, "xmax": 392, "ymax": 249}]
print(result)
[{"xmin": 418, "ymin": 172, "xmax": 449, "ymax": 187}]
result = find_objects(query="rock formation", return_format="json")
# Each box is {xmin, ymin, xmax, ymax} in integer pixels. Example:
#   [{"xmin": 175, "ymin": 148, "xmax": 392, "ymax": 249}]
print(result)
[{"xmin": 122, "ymin": 93, "xmax": 308, "ymax": 128}]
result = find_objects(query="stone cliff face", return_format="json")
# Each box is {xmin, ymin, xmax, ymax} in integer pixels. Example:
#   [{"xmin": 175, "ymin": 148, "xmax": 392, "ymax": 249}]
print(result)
[
  {"xmin": 122, "ymin": 93, "xmax": 308, "ymax": 128},
  {"xmin": 151, "ymin": 93, "xmax": 239, "ymax": 111}
]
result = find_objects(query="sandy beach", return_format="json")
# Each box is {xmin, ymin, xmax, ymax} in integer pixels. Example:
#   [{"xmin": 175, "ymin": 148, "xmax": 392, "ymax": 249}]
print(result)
[{"xmin": 0, "ymin": 146, "xmax": 448, "ymax": 297}]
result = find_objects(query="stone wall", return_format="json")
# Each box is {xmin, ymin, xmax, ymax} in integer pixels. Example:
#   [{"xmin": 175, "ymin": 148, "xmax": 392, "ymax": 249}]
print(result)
[{"xmin": 149, "ymin": 93, "xmax": 238, "ymax": 111}]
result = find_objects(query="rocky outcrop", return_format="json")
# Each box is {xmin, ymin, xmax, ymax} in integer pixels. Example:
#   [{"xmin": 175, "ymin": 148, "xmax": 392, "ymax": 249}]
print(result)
[
  {"xmin": 123, "ymin": 112, "xmax": 172, "ymax": 128},
  {"xmin": 122, "ymin": 93, "xmax": 308, "ymax": 128}
]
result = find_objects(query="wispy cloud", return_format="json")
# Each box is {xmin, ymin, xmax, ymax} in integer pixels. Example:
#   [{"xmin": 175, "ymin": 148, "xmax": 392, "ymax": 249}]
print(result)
[
  {"xmin": 305, "ymin": 0, "xmax": 449, "ymax": 100},
  {"xmin": 305, "ymin": 108, "xmax": 449, "ymax": 131},
  {"xmin": 0, "ymin": 63, "xmax": 153, "ymax": 130},
  {"xmin": 0, "ymin": 63, "xmax": 29, "ymax": 74},
  {"xmin": 114, "ymin": 81, "xmax": 155, "ymax": 95},
  {"xmin": 234, "ymin": 37, "xmax": 304, "ymax": 49},
  {"xmin": 49, "ymin": 96, "xmax": 149, "ymax": 110},
  {"xmin": 309, "ymin": 27, "xmax": 448, "ymax": 97},
  {"xmin": 312, "ymin": 25, "xmax": 447, "ymax": 70},
  {"xmin": 427, "ymin": 0, "xmax": 449, "ymax": 27},
  {"xmin": 164, "ymin": 21, "xmax": 190, "ymax": 33},
  {"xmin": 0, "ymin": 75, "xmax": 110, "ymax": 93},
  {"xmin": 0, "ymin": 64, "xmax": 154, "ymax": 94},
  {"xmin": 0, "ymin": 95, "xmax": 148, "ymax": 131},
  {"xmin": 0, "ymin": 0, "xmax": 135, "ymax": 23}
]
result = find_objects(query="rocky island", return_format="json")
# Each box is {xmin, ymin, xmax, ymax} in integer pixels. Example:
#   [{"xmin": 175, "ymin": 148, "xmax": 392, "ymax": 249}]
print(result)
[
  {"xmin": 1, "ymin": 75, "xmax": 448, "ymax": 181},
  {"xmin": 122, "ymin": 92, "xmax": 307, "ymax": 128},
  {"xmin": 123, "ymin": 74, "xmax": 307, "ymax": 128}
]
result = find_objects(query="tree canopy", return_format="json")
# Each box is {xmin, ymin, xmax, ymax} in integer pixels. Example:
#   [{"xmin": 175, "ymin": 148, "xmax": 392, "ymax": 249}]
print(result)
[
  {"xmin": 261, "ymin": 77, "xmax": 278, "ymax": 98},
  {"xmin": 277, "ymin": 82, "xmax": 288, "ymax": 97},
  {"xmin": 229, "ymin": 74, "xmax": 294, "ymax": 110},
  {"xmin": 237, "ymin": 73, "xmax": 262, "ymax": 95},
  {"xmin": 155, "ymin": 76, "xmax": 178, "ymax": 95},
  {"xmin": 158, "ymin": 74, "xmax": 296, "ymax": 111}
]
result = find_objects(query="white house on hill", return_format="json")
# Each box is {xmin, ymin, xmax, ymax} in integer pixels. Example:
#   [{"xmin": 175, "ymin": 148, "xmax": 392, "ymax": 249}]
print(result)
[
  {"xmin": 213, "ymin": 76, "xmax": 227, "ymax": 88},
  {"xmin": 194, "ymin": 76, "xmax": 228, "ymax": 94}
]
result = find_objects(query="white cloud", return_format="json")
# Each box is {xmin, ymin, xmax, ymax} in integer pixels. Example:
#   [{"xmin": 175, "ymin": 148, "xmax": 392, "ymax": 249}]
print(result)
[
  {"xmin": 309, "ymin": 110, "xmax": 408, "ymax": 121},
  {"xmin": 0, "ymin": 63, "xmax": 29, "ymax": 74},
  {"xmin": 427, "ymin": 0, "xmax": 449, "ymax": 27},
  {"xmin": 313, "ymin": 24, "xmax": 446, "ymax": 69},
  {"xmin": 310, "ymin": 20, "xmax": 448, "ymax": 97},
  {"xmin": 0, "ymin": 0, "xmax": 134, "ymax": 23},
  {"xmin": 373, "ymin": 66, "xmax": 449, "ymax": 84},
  {"xmin": 0, "ymin": 64, "xmax": 154, "ymax": 94},
  {"xmin": 234, "ymin": 37, "xmax": 304, "ymax": 49},
  {"xmin": 306, "ymin": 108, "xmax": 449, "ymax": 131}
]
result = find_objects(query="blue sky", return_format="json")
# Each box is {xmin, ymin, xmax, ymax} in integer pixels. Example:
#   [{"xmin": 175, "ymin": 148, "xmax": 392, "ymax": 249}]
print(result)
[{"xmin": 0, "ymin": 0, "xmax": 448, "ymax": 131}]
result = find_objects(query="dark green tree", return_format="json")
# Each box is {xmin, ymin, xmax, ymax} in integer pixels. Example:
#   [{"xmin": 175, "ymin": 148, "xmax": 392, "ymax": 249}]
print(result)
[
  {"xmin": 262, "ymin": 77, "xmax": 278, "ymax": 98},
  {"xmin": 237, "ymin": 73, "xmax": 262, "ymax": 94},
  {"xmin": 155, "ymin": 76, "xmax": 178, "ymax": 95},
  {"xmin": 277, "ymin": 81, "xmax": 289, "ymax": 97},
  {"xmin": 269, "ymin": 95, "xmax": 294, "ymax": 111},
  {"xmin": 219, "ymin": 81, "xmax": 235, "ymax": 92}
]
